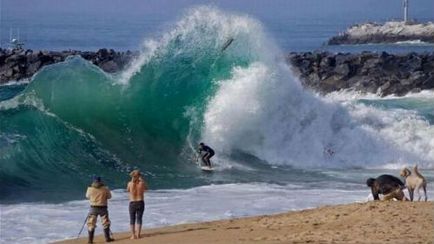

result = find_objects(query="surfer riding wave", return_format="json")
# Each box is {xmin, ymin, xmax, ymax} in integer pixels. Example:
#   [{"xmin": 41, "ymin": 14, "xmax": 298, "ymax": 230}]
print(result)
[{"xmin": 197, "ymin": 142, "xmax": 214, "ymax": 168}]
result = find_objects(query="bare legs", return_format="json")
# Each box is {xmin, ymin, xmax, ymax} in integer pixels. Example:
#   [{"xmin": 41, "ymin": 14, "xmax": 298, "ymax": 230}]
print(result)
[
  {"xmin": 130, "ymin": 225, "xmax": 137, "ymax": 239},
  {"xmin": 202, "ymin": 152, "xmax": 213, "ymax": 167},
  {"xmin": 130, "ymin": 224, "xmax": 142, "ymax": 239},
  {"xmin": 136, "ymin": 224, "xmax": 142, "ymax": 238}
]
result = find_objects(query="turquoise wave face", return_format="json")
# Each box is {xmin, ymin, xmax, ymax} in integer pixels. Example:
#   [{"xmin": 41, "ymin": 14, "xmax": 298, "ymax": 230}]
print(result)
[{"xmin": 0, "ymin": 8, "xmax": 257, "ymax": 202}]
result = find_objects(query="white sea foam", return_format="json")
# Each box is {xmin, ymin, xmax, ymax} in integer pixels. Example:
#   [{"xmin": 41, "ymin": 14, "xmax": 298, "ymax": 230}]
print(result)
[
  {"xmin": 0, "ymin": 79, "xmax": 30, "ymax": 86},
  {"xmin": 324, "ymin": 89, "xmax": 434, "ymax": 101},
  {"xmin": 185, "ymin": 9, "xmax": 434, "ymax": 169},
  {"xmin": 202, "ymin": 57, "xmax": 434, "ymax": 169},
  {"xmin": 119, "ymin": 6, "xmax": 273, "ymax": 86},
  {"xmin": 395, "ymin": 40, "xmax": 432, "ymax": 45},
  {"xmin": 118, "ymin": 40, "xmax": 159, "ymax": 85}
]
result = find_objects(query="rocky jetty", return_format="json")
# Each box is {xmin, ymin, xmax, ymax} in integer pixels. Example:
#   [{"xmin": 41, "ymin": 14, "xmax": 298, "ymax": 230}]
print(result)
[
  {"xmin": 288, "ymin": 51, "xmax": 434, "ymax": 96},
  {"xmin": 1, "ymin": 48, "xmax": 433, "ymax": 97},
  {"xmin": 328, "ymin": 21, "xmax": 434, "ymax": 45},
  {"xmin": 0, "ymin": 48, "xmax": 137, "ymax": 84}
]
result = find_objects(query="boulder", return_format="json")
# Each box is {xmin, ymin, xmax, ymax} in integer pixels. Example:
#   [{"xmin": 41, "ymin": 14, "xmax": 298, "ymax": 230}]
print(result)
[
  {"xmin": 100, "ymin": 60, "xmax": 119, "ymax": 73},
  {"xmin": 334, "ymin": 63, "xmax": 351, "ymax": 79}
]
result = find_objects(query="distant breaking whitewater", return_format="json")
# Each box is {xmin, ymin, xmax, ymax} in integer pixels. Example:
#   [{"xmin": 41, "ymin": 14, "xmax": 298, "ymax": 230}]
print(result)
[{"xmin": 1, "ymin": 7, "xmax": 433, "ymax": 202}]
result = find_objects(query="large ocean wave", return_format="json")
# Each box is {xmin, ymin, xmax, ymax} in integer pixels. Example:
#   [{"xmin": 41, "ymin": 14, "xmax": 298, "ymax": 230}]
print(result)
[{"xmin": 1, "ymin": 7, "xmax": 433, "ymax": 202}]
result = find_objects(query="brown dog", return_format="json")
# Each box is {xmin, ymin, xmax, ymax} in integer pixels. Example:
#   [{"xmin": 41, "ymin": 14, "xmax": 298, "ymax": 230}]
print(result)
[{"xmin": 400, "ymin": 165, "xmax": 428, "ymax": 201}]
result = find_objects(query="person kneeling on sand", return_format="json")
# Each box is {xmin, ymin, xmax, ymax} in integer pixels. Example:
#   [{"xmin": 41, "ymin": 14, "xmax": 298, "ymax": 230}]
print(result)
[
  {"xmin": 366, "ymin": 174, "xmax": 408, "ymax": 201},
  {"xmin": 86, "ymin": 176, "xmax": 115, "ymax": 243},
  {"xmin": 127, "ymin": 170, "xmax": 148, "ymax": 239}
]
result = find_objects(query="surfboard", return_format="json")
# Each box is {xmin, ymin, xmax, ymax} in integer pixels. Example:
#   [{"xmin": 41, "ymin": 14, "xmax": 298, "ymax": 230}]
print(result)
[
  {"xmin": 221, "ymin": 37, "xmax": 234, "ymax": 51},
  {"xmin": 200, "ymin": 166, "xmax": 214, "ymax": 172}
]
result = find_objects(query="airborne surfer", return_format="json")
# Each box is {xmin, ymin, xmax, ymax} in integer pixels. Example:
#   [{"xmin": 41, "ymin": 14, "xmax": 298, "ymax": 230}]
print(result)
[{"xmin": 198, "ymin": 142, "xmax": 215, "ymax": 168}]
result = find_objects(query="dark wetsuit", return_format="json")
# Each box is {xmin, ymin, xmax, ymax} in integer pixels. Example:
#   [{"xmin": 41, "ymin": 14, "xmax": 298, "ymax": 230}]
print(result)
[{"xmin": 198, "ymin": 145, "xmax": 214, "ymax": 167}]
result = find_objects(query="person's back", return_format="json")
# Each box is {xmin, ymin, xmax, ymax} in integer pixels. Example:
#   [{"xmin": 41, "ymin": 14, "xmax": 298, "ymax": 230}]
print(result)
[
  {"xmin": 127, "ymin": 179, "xmax": 146, "ymax": 201},
  {"xmin": 199, "ymin": 144, "xmax": 214, "ymax": 154},
  {"xmin": 85, "ymin": 176, "xmax": 114, "ymax": 243},
  {"xmin": 127, "ymin": 170, "xmax": 148, "ymax": 239},
  {"xmin": 86, "ymin": 181, "xmax": 111, "ymax": 206}
]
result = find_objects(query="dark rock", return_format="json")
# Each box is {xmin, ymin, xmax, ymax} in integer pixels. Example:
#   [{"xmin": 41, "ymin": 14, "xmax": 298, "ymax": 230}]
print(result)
[
  {"xmin": 335, "ymin": 53, "xmax": 355, "ymax": 65},
  {"xmin": 422, "ymin": 75, "xmax": 434, "ymax": 89},
  {"xmin": 400, "ymin": 55, "xmax": 422, "ymax": 73},
  {"xmin": 0, "ymin": 49, "xmax": 137, "ymax": 84},
  {"xmin": 288, "ymin": 51, "xmax": 434, "ymax": 96},
  {"xmin": 27, "ymin": 61, "xmax": 42, "ymax": 75},
  {"xmin": 97, "ymin": 48, "xmax": 109, "ymax": 60},
  {"xmin": 99, "ymin": 60, "xmax": 119, "ymax": 73},
  {"xmin": 334, "ymin": 63, "xmax": 351, "ymax": 79}
]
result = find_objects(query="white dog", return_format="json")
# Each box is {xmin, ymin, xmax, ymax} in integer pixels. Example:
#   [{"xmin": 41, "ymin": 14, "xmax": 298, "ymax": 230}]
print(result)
[{"xmin": 400, "ymin": 165, "xmax": 427, "ymax": 201}]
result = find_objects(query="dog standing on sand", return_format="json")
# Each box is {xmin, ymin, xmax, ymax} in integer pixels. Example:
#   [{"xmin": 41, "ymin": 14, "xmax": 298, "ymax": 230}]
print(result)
[{"xmin": 400, "ymin": 165, "xmax": 428, "ymax": 201}]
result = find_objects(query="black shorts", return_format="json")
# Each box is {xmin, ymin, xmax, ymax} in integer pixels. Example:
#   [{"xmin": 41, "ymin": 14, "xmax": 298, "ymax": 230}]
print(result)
[{"xmin": 129, "ymin": 201, "xmax": 145, "ymax": 225}]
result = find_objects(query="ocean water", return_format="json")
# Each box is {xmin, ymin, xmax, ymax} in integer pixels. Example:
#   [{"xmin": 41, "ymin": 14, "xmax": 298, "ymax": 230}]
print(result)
[{"xmin": 0, "ymin": 3, "xmax": 434, "ymax": 243}]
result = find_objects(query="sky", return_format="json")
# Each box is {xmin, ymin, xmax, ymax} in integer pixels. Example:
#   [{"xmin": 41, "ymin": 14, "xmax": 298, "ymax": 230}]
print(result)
[{"xmin": 3, "ymin": 0, "xmax": 433, "ymax": 20}]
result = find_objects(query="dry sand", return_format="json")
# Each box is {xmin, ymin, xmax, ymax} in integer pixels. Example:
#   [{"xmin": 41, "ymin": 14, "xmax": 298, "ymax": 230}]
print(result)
[{"xmin": 56, "ymin": 201, "xmax": 433, "ymax": 244}]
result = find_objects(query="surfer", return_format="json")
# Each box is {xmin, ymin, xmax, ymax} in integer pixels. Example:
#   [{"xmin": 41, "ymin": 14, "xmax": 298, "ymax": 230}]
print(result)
[
  {"xmin": 323, "ymin": 147, "xmax": 335, "ymax": 157},
  {"xmin": 126, "ymin": 170, "xmax": 148, "ymax": 240},
  {"xmin": 198, "ymin": 142, "xmax": 214, "ymax": 168},
  {"xmin": 85, "ymin": 176, "xmax": 115, "ymax": 243}
]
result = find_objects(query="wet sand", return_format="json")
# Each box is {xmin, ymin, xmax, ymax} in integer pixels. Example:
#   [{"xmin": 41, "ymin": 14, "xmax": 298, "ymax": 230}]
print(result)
[{"xmin": 56, "ymin": 201, "xmax": 434, "ymax": 244}]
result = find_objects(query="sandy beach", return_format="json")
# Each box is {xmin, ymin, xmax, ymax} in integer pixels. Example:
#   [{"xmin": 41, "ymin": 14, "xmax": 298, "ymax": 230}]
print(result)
[{"xmin": 56, "ymin": 201, "xmax": 433, "ymax": 244}]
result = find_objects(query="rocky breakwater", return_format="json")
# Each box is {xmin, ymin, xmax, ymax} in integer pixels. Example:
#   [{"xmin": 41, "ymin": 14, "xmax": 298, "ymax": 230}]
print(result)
[
  {"xmin": 288, "ymin": 52, "xmax": 434, "ymax": 96},
  {"xmin": 0, "ymin": 48, "xmax": 136, "ymax": 84},
  {"xmin": 328, "ymin": 21, "xmax": 434, "ymax": 45}
]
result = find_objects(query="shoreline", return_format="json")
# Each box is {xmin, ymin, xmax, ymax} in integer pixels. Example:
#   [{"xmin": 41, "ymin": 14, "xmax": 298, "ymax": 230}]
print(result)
[{"xmin": 55, "ymin": 201, "xmax": 434, "ymax": 244}]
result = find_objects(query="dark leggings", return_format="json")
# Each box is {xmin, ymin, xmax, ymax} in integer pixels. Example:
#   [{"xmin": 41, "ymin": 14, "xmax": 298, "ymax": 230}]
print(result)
[{"xmin": 129, "ymin": 201, "xmax": 145, "ymax": 225}]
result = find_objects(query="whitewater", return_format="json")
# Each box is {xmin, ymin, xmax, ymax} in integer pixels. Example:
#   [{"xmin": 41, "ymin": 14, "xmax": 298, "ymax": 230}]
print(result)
[{"xmin": 1, "ymin": 7, "xmax": 434, "ymax": 243}]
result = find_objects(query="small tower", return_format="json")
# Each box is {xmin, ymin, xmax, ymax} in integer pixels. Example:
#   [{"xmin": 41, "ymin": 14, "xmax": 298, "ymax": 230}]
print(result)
[
  {"xmin": 403, "ymin": 0, "xmax": 409, "ymax": 23},
  {"xmin": 9, "ymin": 28, "xmax": 24, "ymax": 50}
]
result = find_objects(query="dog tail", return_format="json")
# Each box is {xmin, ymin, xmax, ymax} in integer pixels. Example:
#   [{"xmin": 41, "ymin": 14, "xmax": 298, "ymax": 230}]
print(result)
[
  {"xmin": 413, "ymin": 165, "xmax": 424, "ymax": 179},
  {"xmin": 366, "ymin": 178, "xmax": 375, "ymax": 187},
  {"xmin": 413, "ymin": 165, "xmax": 427, "ymax": 185}
]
